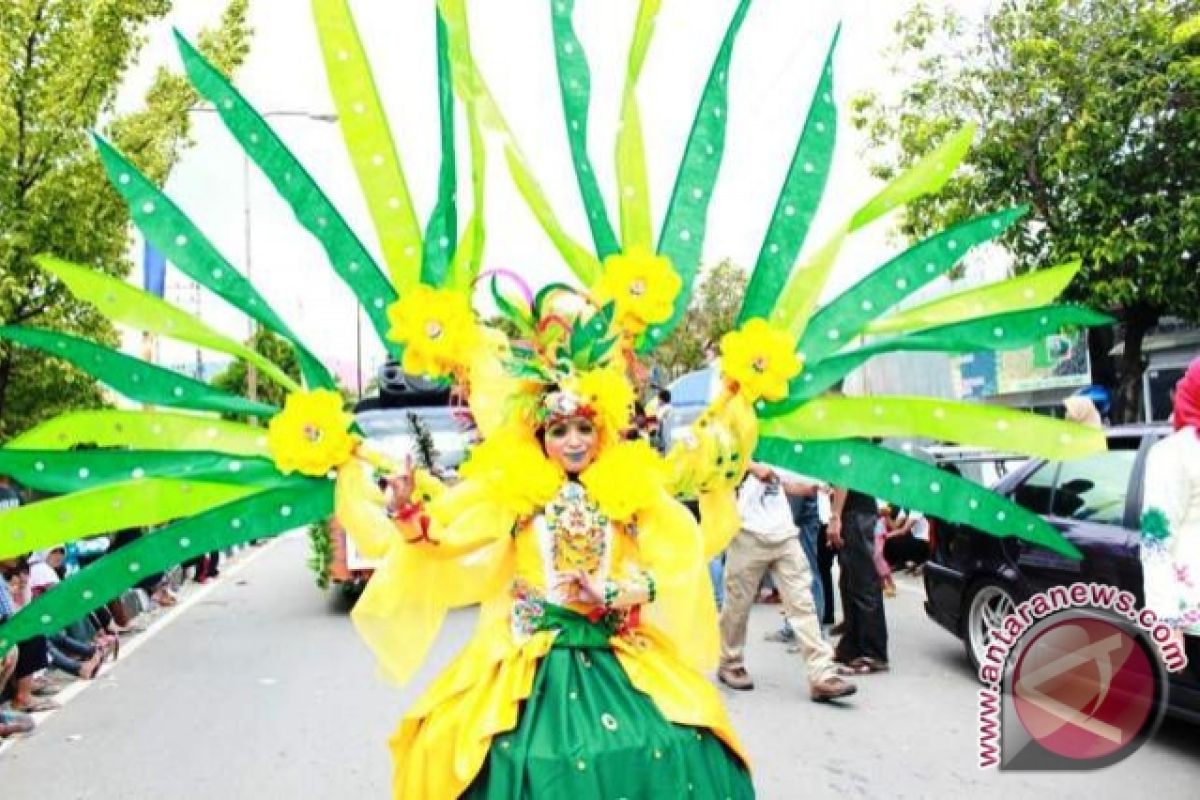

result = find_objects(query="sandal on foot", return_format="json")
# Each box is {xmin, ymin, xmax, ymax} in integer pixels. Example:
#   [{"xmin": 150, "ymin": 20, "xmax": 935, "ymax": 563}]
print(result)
[{"xmin": 13, "ymin": 698, "xmax": 59, "ymax": 713}]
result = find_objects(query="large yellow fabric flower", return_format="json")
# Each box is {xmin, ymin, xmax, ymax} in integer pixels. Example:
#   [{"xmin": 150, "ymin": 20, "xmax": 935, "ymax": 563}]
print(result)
[
  {"xmin": 563, "ymin": 365, "xmax": 635, "ymax": 441},
  {"xmin": 458, "ymin": 425, "xmax": 563, "ymax": 518},
  {"xmin": 267, "ymin": 389, "xmax": 358, "ymax": 477},
  {"xmin": 594, "ymin": 247, "xmax": 682, "ymax": 335},
  {"xmin": 719, "ymin": 318, "xmax": 803, "ymax": 402},
  {"xmin": 386, "ymin": 285, "xmax": 479, "ymax": 379},
  {"xmin": 581, "ymin": 439, "xmax": 667, "ymax": 521}
]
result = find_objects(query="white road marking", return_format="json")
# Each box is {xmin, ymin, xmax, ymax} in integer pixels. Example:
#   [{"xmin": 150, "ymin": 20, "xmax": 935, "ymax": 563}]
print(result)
[{"xmin": 0, "ymin": 535, "xmax": 290, "ymax": 756}]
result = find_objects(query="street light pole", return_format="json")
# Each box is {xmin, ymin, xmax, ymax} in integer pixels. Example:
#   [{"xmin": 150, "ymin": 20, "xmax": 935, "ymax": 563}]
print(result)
[{"xmin": 186, "ymin": 107, "xmax": 338, "ymax": 408}]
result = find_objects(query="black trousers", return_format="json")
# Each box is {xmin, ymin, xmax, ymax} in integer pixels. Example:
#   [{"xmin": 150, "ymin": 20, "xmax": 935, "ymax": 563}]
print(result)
[
  {"xmin": 10, "ymin": 636, "xmax": 50, "ymax": 688},
  {"xmin": 816, "ymin": 523, "xmax": 836, "ymax": 626},
  {"xmin": 834, "ymin": 509, "xmax": 889, "ymax": 663},
  {"xmin": 883, "ymin": 534, "xmax": 930, "ymax": 569}
]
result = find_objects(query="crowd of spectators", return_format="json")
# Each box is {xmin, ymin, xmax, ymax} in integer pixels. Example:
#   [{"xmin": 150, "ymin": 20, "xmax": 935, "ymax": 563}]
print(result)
[{"xmin": 0, "ymin": 475, "xmax": 237, "ymax": 742}]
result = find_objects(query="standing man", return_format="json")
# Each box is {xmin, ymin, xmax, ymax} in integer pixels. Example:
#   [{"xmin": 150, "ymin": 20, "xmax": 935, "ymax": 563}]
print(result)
[
  {"xmin": 828, "ymin": 485, "xmax": 889, "ymax": 673},
  {"xmin": 764, "ymin": 471, "xmax": 829, "ymax": 647},
  {"xmin": 718, "ymin": 462, "xmax": 857, "ymax": 702}
]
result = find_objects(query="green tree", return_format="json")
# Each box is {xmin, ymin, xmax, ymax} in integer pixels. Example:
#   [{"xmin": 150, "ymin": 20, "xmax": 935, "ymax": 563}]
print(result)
[
  {"xmin": 212, "ymin": 328, "xmax": 302, "ymax": 418},
  {"xmin": 0, "ymin": 0, "xmax": 252, "ymax": 438},
  {"xmin": 852, "ymin": 0, "xmax": 1200, "ymax": 421},
  {"xmin": 651, "ymin": 258, "xmax": 747, "ymax": 379}
]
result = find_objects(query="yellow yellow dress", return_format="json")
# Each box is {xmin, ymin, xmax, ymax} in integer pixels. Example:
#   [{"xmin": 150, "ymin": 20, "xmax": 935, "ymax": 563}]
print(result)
[{"xmin": 336, "ymin": 430, "xmax": 751, "ymax": 799}]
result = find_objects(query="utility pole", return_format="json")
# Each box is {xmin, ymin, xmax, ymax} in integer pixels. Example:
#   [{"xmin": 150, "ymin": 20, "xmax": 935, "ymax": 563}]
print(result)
[{"xmin": 187, "ymin": 106, "xmax": 338, "ymax": 408}]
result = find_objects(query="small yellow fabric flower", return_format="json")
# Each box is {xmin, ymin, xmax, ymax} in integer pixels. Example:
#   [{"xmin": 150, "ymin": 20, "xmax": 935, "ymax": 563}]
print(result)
[
  {"xmin": 581, "ymin": 439, "xmax": 667, "ymax": 521},
  {"xmin": 594, "ymin": 247, "xmax": 682, "ymax": 335},
  {"xmin": 267, "ymin": 389, "xmax": 358, "ymax": 477},
  {"xmin": 459, "ymin": 425, "xmax": 563, "ymax": 518},
  {"xmin": 719, "ymin": 318, "xmax": 803, "ymax": 402},
  {"xmin": 386, "ymin": 285, "xmax": 479, "ymax": 379},
  {"xmin": 564, "ymin": 365, "xmax": 635, "ymax": 441}
]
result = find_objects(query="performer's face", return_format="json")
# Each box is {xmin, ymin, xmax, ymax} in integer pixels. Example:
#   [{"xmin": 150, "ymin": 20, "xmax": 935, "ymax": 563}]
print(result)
[{"xmin": 543, "ymin": 416, "xmax": 599, "ymax": 473}]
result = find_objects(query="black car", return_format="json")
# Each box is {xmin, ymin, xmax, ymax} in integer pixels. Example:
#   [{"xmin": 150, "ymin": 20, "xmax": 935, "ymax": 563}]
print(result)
[{"xmin": 923, "ymin": 424, "xmax": 1200, "ymax": 722}]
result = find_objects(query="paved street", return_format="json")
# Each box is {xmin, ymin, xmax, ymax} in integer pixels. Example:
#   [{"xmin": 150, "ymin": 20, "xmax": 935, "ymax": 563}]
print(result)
[{"xmin": 3, "ymin": 531, "xmax": 1199, "ymax": 799}]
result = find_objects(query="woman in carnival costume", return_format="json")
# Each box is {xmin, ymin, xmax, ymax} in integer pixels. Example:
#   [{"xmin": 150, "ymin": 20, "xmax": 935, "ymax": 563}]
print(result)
[
  {"xmin": 351, "ymin": 277, "xmax": 758, "ymax": 797},
  {"xmin": 0, "ymin": 1, "xmax": 1117, "ymax": 797}
]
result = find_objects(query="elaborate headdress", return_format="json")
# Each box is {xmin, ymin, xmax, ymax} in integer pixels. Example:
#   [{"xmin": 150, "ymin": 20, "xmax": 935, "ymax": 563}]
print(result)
[{"xmin": 0, "ymin": 0, "xmax": 1110, "ymax": 651}]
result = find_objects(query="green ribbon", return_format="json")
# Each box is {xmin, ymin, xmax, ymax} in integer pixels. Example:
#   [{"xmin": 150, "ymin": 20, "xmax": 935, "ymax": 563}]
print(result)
[
  {"xmin": 614, "ymin": 0, "xmax": 662, "ymax": 253},
  {"xmin": 761, "ymin": 396, "xmax": 1106, "ymax": 461},
  {"xmin": 641, "ymin": 0, "xmax": 753, "ymax": 352},
  {"xmin": 437, "ymin": 0, "xmax": 601, "ymax": 286},
  {"xmin": 444, "ymin": 99, "xmax": 488, "ymax": 291},
  {"xmin": 175, "ymin": 31, "xmax": 400, "ymax": 357},
  {"xmin": 771, "ymin": 124, "xmax": 977, "ymax": 337},
  {"xmin": 552, "ymin": 0, "xmax": 620, "ymax": 259},
  {"xmin": 738, "ymin": 27, "xmax": 839, "ymax": 324},
  {"xmin": 761, "ymin": 305, "xmax": 1114, "ymax": 415},
  {"xmin": 0, "ymin": 479, "xmax": 257, "ymax": 561},
  {"xmin": 799, "ymin": 207, "xmax": 1028, "ymax": 362},
  {"xmin": 421, "ymin": 10, "xmax": 460, "ymax": 287},
  {"xmin": 311, "ymin": 0, "xmax": 424, "ymax": 296},
  {"xmin": 36, "ymin": 255, "xmax": 300, "ymax": 393},
  {"xmin": 643, "ymin": 0, "xmax": 753, "ymax": 350},
  {"xmin": 0, "ymin": 479, "xmax": 331, "ymax": 650},
  {"xmin": 93, "ymin": 137, "xmax": 333, "ymax": 390},
  {"xmin": 866, "ymin": 260, "xmax": 1082, "ymax": 336},
  {"xmin": 0, "ymin": 326, "xmax": 277, "ymax": 418},
  {"xmin": 0, "ymin": 449, "xmax": 284, "ymax": 495},
  {"xmin": 755, "ymin": 437, "xmax": 1080, "ymax": 559},
  {"xmin": 6, "ymin": 410, "xmax": 268, "ymax": 457}
]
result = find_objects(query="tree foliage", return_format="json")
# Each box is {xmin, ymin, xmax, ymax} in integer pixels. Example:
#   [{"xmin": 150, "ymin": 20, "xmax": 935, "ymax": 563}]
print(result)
[
  {"xmin": 651, "ymin": 258, "xmax": 747, "ymax": 379},
  {"xmin": 211, "ymin": 327, "xmax": 302, "ymax": 418},
  {"xmin": 853, "ymin": 0, "xmax": 1199, "ymax": 420},
  {"xmin": 0, "ymin": 0, "xmax": 252, "ymax": 438}
]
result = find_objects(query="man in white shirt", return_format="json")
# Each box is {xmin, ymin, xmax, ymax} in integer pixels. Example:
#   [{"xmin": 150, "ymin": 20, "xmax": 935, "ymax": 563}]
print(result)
[{"xmin": 718, "ymin": 462, "xmax": 857, "ymax": 702}]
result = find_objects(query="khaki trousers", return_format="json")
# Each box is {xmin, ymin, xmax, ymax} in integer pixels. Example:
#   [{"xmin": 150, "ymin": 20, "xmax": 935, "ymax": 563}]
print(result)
[{"xmin": 718, "ymin": 530, "xmax": 836, "ymax": 685}]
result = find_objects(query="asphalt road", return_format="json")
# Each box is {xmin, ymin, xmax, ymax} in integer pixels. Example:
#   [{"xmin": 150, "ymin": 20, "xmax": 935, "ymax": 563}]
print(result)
[{"xmin": 3, "ymin": 531, "xmax": 1199, "ymax": 799}]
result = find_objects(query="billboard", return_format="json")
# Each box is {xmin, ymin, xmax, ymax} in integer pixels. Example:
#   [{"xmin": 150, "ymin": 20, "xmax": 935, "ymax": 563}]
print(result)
[{"xmin": 953, "ymin": 330, "xmax": 1092, "ymax": 400}]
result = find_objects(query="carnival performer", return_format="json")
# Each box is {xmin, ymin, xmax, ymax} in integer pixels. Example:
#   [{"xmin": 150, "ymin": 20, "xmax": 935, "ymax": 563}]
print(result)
[
  {"xmin": 338, "ymin": 299, "xmax": 757, "ymax": 797},
  {"xmin": 0, "ymin": 2, "xmax": 1115, "ymax": 797},
  {"xmin": 1140, "ymin": 358, "xmax": 1200, "ymax": 639}
]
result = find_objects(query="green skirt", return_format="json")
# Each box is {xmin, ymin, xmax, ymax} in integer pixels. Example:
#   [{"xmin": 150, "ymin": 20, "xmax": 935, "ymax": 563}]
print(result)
[{"xmin": 462, "ymin": 605, "xmax": 754, "ymax": 799}]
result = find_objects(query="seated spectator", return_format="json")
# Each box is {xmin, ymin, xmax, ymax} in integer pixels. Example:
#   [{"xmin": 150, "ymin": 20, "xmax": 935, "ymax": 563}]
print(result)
[
  {"xmin": 111, "ymin": 528, "xmax": 177, "ymax": 606},
  {"xmin": 5, "ymin": 558, "xmax": 104, "ymax": 683},
  {"xmin": 0, "ymin": 558, "xmax": 57, "ymax": 714},
  {"xmin": 883, "ymin": 508, "xmax": 932, "ymax": 574}
]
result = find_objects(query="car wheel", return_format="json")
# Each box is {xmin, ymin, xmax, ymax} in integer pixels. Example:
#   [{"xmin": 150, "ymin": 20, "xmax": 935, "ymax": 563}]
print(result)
[{"xmin": 963, "ymin": 579, "xmax": 1017, "ymax": 676}]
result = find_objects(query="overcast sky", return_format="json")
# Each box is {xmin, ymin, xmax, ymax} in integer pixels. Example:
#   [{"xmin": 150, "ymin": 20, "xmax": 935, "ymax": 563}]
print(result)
[{"xmin": 115, "ymin": 0, "xmax": 993, "ymax": 385}]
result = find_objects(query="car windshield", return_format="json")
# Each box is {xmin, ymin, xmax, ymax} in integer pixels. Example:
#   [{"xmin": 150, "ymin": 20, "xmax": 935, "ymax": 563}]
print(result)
[
  {"xmin": 669, "ymin": 367, "xmax": 715, "ymax": 406},
  {"xmin": 355, "ymin": 407, "xmax": 470, "ymax": 467}
]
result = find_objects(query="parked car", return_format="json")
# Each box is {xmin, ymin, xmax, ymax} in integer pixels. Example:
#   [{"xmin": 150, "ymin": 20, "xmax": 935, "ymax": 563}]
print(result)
[
  {"xmin": 661, "ymin": 364, "xmax": 718, "ymax": 451},
  {"xmin": 322, "ymin": 365, "xmax": 472, "ymax": 600},
  {"xmin": 922, "ymin": 424, "xmax": 1200, "ymax": 722}
]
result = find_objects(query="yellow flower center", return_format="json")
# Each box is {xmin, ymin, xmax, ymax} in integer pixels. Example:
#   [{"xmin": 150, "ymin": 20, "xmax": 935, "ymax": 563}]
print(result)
[
  {"xmin": 303, "ymin": 423, "xmax": 324, "ymax": 443},
  {"xmin": 752, "ymin": 356, "xmax": 768, "ymax": 373},
  {"xmin": 424, "ymin": 320, "xmax": 444, "ymax": 340},
  {"xmin": 628, "ymin": 279, "xmax": 647, "ymax": 297}
]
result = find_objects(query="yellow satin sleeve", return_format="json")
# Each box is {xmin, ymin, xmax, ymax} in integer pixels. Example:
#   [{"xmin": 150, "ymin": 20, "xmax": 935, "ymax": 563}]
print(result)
[
  {"xmin": 335, "ymin": 459, "xmax": 517, "ymax": 684},
  {"xmin": 636, "ymin": 489, "xmax": 721, "ymax": 672},
  {"xmin": 664, "ymin": 391, "xmax": 758, "ymax": 559}
]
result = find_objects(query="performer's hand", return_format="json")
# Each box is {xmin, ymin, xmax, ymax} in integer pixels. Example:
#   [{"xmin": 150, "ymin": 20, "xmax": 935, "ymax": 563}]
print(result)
[
  {"xmin": 386, "ymin": 456, "xmax": 416, "ymax": 507},
  {"xmin": 572, "ymin": 570, "xmax": 606, "ymax": 606},
  {"xmin": 826, "ymin": 517, "xmax": 844, "ymax": 550}
]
